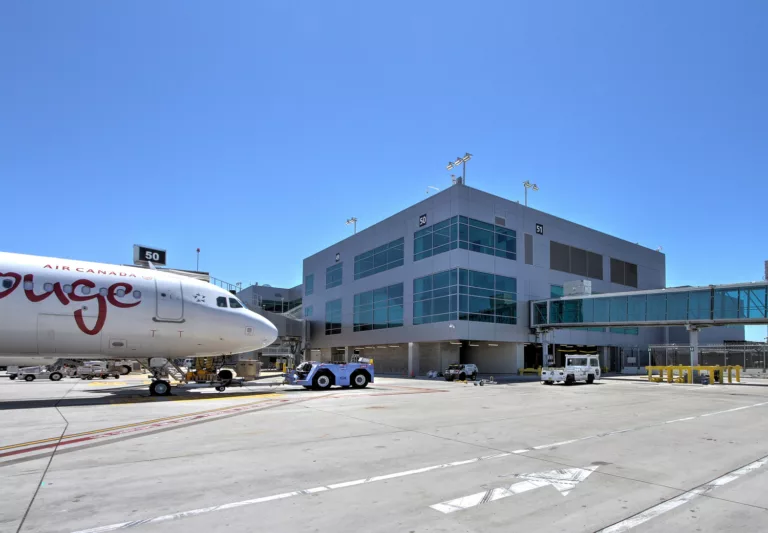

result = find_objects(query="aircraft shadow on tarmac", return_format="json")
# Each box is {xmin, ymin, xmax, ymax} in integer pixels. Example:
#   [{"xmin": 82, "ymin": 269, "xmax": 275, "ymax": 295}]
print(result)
[{"xmin": 0, "ymin": 386, "xmax": 285, "ymax": 411}]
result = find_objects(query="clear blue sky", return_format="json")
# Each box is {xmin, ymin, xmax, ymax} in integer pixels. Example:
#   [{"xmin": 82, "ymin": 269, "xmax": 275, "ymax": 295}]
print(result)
[{"xmin": 1, "ymin": 2, "xmax": 766, "ymax": 338}]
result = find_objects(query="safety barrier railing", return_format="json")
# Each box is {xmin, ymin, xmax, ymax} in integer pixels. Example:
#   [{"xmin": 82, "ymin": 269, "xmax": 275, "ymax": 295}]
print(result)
[
  {"xmin": 646, "ymin": 365, "xmax": 742, "ymax": 384},
  {"xmin": 518, "ymin": 366, "xmax": 542, "ymax": 376}
]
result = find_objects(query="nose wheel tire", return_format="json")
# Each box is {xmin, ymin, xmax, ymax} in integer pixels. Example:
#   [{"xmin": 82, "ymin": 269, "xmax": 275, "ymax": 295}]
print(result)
[
  {"xmin": 215, "ymin": 386, "xmax": 226, "ymax": 392},
  {"xmin": 150, "ymin": 380, "xmax": 171, "ymax": 396}
]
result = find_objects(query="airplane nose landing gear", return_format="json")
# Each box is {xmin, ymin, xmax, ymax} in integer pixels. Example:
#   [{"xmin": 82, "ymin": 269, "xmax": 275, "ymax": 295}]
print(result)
[{"xmin": 150, "ymin": 380, "xmax": 171, "ymax": 396}]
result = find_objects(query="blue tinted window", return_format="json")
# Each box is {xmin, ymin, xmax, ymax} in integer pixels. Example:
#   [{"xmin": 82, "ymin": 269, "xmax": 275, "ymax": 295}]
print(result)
[
  {"xmin": 326, "ymin": 263, "xmax": 343, "ymax": 289},
  {"xmin": 305, "ymin": 274, "xmax": 314, "ymax": 296},
  {"xmin": 414, "ymin": 216, "xmax": 516, "ymax": 262},
  {"xmin": 667, "ymin": 292, "xmax": 688, "ymax": 321},
  {"xmin": 628, "ymin": 295, "xmax": 646, "ymax": 322},
  {"xmin": 325, "ymin": 299, "xmax": 342, "ymax": 335},
  {"xmin": 610, "ymin": 327, "xmax": 639, "ymax": 335},
  {"xmin": 714, "ymin": 289, "xmax": 738, "ymax": 319},
  {"xmin": 304, "ymin": 305, "xmax": 313, "ymax": 318},
  {"xmin": 413, "ymin": 268, "xmax": 516, "ymax": 325},
  {"xmin": 743, "ymin": 288, "xmax": 767, "ymax": 319},
  {"xmin": 593, "ymin": 298, "xmax": 609, "ymax": 322},
  {"xmin": 688, "ymin": 291, "xmax": 711, "ymax": 320},
  {"xmin": 354, "ymin": 238, "xmax": 405, "ymax": 280},
  {"xmin": 353, "ymin": 283, "xmax": 404, "ymax": 331},
  {"xmin": 647, "ymin": 294, "xmax": 666, "ymax": 321},
  {"xmin": 609, "ymin": 297, "xmax": 628, "ymax": 322},
  {"xmin": 551, "ymin": 285, "xmax": 564, "ymax": 298}
]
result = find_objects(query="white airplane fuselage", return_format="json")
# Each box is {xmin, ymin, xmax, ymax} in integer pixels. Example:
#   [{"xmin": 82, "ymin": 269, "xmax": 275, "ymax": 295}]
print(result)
[{"xmin": 0, "ymin": 252, "xmax": 278, "ymax": 361}]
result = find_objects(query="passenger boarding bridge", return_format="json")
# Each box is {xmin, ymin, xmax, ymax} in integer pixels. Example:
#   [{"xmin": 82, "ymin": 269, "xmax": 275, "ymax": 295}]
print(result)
[{"xmin": 530, "ymin": 281, "xmax": 768, "ymax": 366}]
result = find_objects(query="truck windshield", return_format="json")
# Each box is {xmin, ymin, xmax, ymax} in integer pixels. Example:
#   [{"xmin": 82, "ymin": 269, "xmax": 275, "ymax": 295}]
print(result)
[
  {"xmin": 567, "ymin": 358, "xmax": 588, "ymax": 366},
  {"xmin": 448, "ymin": 364, "xmax": 463, "ymax": 370}
]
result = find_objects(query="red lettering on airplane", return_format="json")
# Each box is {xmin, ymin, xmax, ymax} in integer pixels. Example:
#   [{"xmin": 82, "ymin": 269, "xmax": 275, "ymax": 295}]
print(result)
[
  {"xmin": 42, "ymin": 264, "xmax": 140, "ymax": 278},
  {"xmin": 0, "ymin": 272, "xmax": 21, "ymax": 298},
  {"xmin": 0, "ymin": 272, "xmax": 142, "ymax": 335},
  {"xmin": 69, "ymin": 279, "xmax": 107, "ymax": 335}
]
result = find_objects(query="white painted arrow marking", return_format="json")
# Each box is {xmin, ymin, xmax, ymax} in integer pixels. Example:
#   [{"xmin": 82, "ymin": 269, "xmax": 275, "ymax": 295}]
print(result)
[{"xmin": 430, "ymin": 465, "xmax": 600, "ymax": 514}]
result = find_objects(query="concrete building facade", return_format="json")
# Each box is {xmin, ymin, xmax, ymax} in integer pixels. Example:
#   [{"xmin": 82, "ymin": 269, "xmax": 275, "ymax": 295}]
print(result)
[{"xmin": 301, "ymin": 182, "xmax": 742, "ymax": 375}]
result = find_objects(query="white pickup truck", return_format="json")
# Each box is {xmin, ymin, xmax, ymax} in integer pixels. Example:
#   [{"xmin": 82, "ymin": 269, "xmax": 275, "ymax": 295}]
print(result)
[{"xmin": 541, "ymin": 356, "xmax": 601, "ymax": 385}]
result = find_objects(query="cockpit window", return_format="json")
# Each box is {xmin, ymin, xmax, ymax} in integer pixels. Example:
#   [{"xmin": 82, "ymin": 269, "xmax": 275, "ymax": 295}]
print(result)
[
  {"xmin": 229, "ymin": 298, "xmax": 244, "ymax": 309},
  {"xmin": 216, "ymin": 296, "xmax": 228, "ymax": 308}
]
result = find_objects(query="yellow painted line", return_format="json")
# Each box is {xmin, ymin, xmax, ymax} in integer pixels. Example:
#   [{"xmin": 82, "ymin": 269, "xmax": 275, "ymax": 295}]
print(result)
[{"xmin": 0, "ymin": 394, "xmax": 283, "ymax": 451}]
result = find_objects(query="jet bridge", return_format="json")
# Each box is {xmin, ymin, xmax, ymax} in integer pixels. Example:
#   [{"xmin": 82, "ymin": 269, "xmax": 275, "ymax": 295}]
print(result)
[{"xmin": 530, "ymin": 281, "xmax": 768, "ymax": 367}]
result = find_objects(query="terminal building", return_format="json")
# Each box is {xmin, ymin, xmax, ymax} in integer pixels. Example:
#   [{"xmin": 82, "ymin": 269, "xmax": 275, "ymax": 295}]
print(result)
[{"xmin": 296, "ymin": 179, "xmax": 743, "ymax": 375}]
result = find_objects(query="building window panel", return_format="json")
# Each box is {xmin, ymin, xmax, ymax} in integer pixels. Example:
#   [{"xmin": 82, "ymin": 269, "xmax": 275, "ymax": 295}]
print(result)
[
  {"xmin": 628, "ymin": 295, "xmax": 646, "ymax": 321},
  {"xmin": 354, "ymin": 238, "xmax": 405, "ymax": 280},
  {"xmin": 326, "ymin": 263, "xmax": 343, "ymax": 289},
  {"xmin": 305, "ymin": 274, "xmax": 314, "ymax": 296},
  {"xmin": 744, "ymin": 288, "xmax": 767, "ymax": 318},
  {"xmin": 551, "ymin": 241, "xmax": 603, "ymax": 280},
  {"xmin": 325, "ymin": 299, "xmax": 342, "ymax": 335},
  {"xmin": 415, "ymin": 216, "xmax": 515, "ymax": 262},
  {"xmin": 353, "ymin": 283, "xmax": 404, "ymax": 331},
  {"xmin": 550, "ymin": 241, "xmax": 571, "ymax": 273},
  {"xmin": 688, "ymin": 291, "xmax": 711, "ymax": 320},
  {"xmin": 647, "ymin": 294, "xmax": 667, "ymax": 321},
  {"xmin": 570, "ymin": 247, "xmax": 588, "ymax": 277},
  {"xmin": 609, "ymin": 296, "xmax": 628, "ymax": 322},
  {"xmin": 593, "ymin": 298, "xmax": 609, "ymax": 322},
  {"xmin": 587, "ymin": 252, "xmax": 603, "ymax": 280},
  {"xmin": 413, "ymin": 268, "xmax": 516, "ymax": 325},
  {"xmin": 667, "ymin": 292, "xmax": 688, "ymax": 321},
  {"xmin": 610, "ymin": 258, "xmax": 638, "ymax": 288}
]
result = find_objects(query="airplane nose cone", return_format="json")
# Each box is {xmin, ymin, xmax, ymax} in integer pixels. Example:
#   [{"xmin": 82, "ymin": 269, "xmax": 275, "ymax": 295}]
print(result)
[{"xmin": 256, "ymin": 313, "xmax": 278, "ymax": 346}]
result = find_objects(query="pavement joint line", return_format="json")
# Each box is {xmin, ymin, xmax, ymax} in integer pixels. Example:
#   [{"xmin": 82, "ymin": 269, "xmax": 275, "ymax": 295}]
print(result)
[
  {"xmin": 16, "ymin": 380, "xmax": 76, "ymax": 533},
  {"xmin": 595, "ymin": 453, "xmax": 768, "ymax": 532},
  {"xmin": 0, "ymin": 396, "xmax": 284, "ymax": 452},
  {"xmin": 68, "ymin": 452, "xmax": 511, "ymax": 533}
]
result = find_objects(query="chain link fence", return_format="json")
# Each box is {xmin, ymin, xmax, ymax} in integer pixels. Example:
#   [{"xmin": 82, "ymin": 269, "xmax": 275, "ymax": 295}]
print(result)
[{"xmin": 649, "ymin": 344, "xmax": 767, "ymax": 375}]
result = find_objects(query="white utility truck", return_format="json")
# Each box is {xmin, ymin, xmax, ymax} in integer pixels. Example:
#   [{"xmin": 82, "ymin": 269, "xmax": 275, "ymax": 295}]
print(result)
[
  {"xmin": 8, "ymin": 366, "xmax": 66, "ymax": 382},
  {"xmin": 541, "ymin": 356, "xmax": 601, "ymax": 385}
]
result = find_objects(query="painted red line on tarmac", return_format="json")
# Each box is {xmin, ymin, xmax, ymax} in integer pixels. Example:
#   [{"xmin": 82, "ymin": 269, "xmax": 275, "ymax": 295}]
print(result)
[{"xmin": 0, "ymin": 398, "xmax": 283, "ymax": 459}]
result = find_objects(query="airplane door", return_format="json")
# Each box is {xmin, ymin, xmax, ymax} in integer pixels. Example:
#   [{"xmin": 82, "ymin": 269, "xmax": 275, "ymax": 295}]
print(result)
[
  {"xmin": 155, "ymin": 278, "xmax": 184, "ymax": 321},
  {"xmin": 37, "ymin": 314, "xmax": 102, "ymax": 355}
]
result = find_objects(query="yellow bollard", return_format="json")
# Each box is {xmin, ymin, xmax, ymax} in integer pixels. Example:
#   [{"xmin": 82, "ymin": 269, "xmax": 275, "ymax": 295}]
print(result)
[
  {"xmin": 736, "ymin": 365, "xmax": 741, "ymax": 383},
  {"xmin": 667, "ymin": 366, "xmax": 673, "ymax": 383}
]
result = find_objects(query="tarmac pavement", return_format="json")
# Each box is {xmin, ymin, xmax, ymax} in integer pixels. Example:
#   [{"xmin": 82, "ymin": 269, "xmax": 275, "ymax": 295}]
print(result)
[{"xmin": 1, "ymin": 374, "xmax": 767, "ymax": 533}]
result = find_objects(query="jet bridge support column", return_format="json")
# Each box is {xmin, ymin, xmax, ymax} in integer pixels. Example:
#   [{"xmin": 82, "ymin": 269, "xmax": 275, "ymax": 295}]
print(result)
[
  {"xmin": 687, "ymin": 325, "xmax": 700, "ymax": 382},
  {"xmin": 687, "ymin": 326, "xmax": 700, "ymax": 367}
]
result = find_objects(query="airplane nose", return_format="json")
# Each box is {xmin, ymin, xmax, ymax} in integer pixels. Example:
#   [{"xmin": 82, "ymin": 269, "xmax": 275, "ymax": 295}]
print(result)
[{"xmin": 254, "ymin": 313, "xmax": 278, "ymax": 346}]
